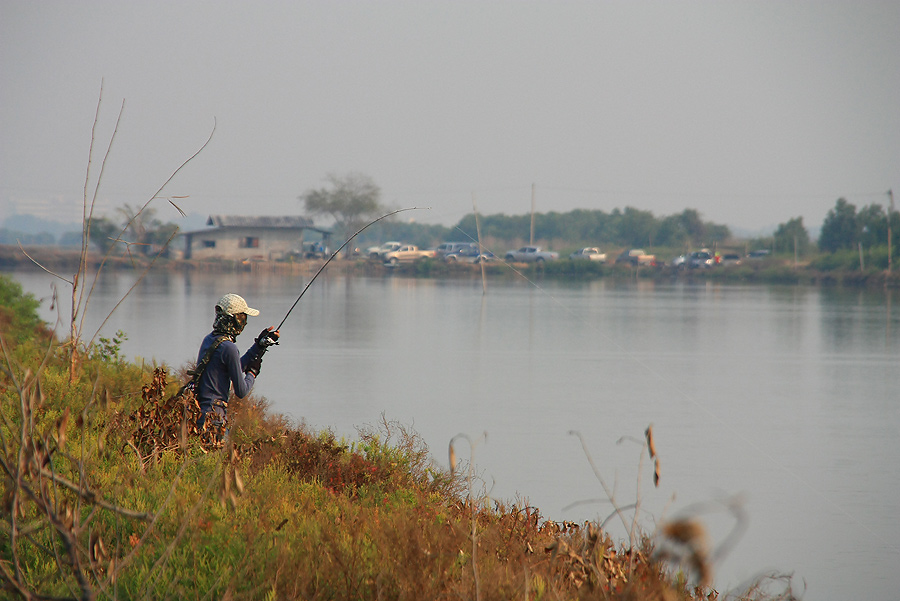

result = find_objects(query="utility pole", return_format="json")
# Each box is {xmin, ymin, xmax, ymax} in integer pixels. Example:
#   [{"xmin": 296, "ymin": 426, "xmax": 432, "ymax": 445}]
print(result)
[
  {"xmin": 888, "ymin": 189, "xmax": 894, "ymax": 273},
  {"xmin": 794, "ymin": 234, "xmax": 798, "ymax": 269},
  {"xmin": 473, "ymin": 192, "xmax": 486, "ymax": 295},
  {"xmin": 530, "ymin": 183, "xmax": 535, "ymax": 245}
]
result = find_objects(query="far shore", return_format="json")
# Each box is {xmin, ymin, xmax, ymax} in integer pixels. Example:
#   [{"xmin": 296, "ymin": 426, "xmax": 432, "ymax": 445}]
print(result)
[{"xmin": 3, "ymin": 244, "xmax": 900, "ymax": 288}]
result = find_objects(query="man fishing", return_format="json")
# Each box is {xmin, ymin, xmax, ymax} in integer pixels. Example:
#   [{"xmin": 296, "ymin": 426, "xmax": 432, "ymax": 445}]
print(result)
[
  {"xmin": 189, "ymin": 209, "xmax": 416, "ymax": 441},
  {"xmin": 194, "ymin": 293, "xmax": 279, "ymax": 439}
]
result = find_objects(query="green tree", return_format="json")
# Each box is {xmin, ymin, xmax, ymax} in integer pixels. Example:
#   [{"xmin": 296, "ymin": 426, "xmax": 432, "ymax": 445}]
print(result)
[
  {"xmin": 565, "ymin": 209, "xmax": 611, "ymax": 243},
  {"xmin": 0, "ymin": 274, "xmax": 44, "ymax": 344},
  {"xmin": 706, "ymin": 223, "xmax": 731, "ymax": 244},
  {"xmin": 117, "ymin": 203, "xmax": 156, "ymax": 252},
  {"xmin": 678, "ymin": 209, "xmax": 707, "ymax": 245},
  {"xmin": 773, "ymin": 217, "xmax": 810, "ymax": 255},
  {"xmin": 653, "ymin": 209, "xmax": 715, "ymax": 247},
  {"xmin": 300, "ymin": 172, "xmax": 384, "ymax": 244},
  {"xmin": 115, "ymin": 204, "xmax": 181, "ymax": 255},
  {"xmin": 654, "ymin": 214, "xmax": 690, "ymax": 247},
  {"xmin": 87, "ymin": 216, "xmax": 121, "ymax": 253},
  {"xmin": 857, "ymin": 203, "xmax": 887, "ymax": 249},
  {"xmin": 616, "ymin": 207, "xmax": 658, "ymax": 247},
  {"xmin": 818, "ymin": 198, "xmax": 859, "ymax": 252}
]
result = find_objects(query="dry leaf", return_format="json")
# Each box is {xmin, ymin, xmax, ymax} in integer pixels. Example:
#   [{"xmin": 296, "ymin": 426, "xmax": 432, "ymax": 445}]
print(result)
[
  {"xmin": 645, "ymin": 424, "xmax": 657, "ymax": 458},
  {"xmin": 234, "ymin": 467, "xmax": 244, "ymax": 495},
  {"xmin": 56, "ymin": 407, "xmax": 70, "ymax": 448},
  {"xmin": 448, "ymin": 442, "xmax": 457, "ymax": 475}
]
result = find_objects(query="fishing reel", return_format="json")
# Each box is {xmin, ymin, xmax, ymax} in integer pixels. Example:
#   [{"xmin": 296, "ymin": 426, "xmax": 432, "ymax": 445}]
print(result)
[
  {"xmin": 255, "ymin": 328, "xmax": 280, "ymax": 349},
  {"xmin": 246, "ymin": 328, "xmax": 279, "ymax": 377}
]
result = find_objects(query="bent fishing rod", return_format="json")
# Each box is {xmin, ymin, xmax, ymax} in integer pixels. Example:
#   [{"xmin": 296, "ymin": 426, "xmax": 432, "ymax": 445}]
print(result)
[{"xmin": 275, "ymin": 207, "xmax": 424, "ymax": 332}]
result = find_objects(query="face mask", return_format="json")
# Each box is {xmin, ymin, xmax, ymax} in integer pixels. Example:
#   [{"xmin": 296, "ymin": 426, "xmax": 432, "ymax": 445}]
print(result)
[{"xmin": 213, "ymin": 310, "xmax": 248, "ymax": 338}]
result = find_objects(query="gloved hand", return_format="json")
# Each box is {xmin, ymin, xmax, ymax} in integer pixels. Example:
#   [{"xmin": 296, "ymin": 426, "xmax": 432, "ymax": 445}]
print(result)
[
  {"xmin": 255, "ymin": 327, "xmax": 280, "ymax": 348},
  {"xmin": 246, "ymin": 328, "xmax": 278, "ymax": 376},
  {"xmin": 246, "ymin": 353, "xmax": 263, "ymax": 377}
]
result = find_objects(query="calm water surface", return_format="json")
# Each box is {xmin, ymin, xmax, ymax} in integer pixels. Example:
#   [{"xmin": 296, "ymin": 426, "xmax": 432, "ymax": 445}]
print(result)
[{"xmin": 8, "ymin": 268, "xmax": 900, "ymax": 600}]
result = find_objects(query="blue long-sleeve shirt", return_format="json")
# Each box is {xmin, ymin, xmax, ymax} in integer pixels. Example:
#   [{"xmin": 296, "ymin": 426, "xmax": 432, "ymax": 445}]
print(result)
[{"xmin": 195, "ymin": 332, "xmax": 257, "ymax": 403}]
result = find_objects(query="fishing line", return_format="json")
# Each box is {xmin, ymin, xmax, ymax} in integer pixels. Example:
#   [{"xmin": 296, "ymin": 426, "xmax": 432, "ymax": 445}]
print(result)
[{"xmin": 275, "ymin": 207, "xmax": 426, "ymax": 332}]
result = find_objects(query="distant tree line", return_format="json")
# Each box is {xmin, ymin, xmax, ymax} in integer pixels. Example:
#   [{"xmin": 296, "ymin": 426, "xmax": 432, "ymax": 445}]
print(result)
[
  {"xmin": 88, "ymin": 204, "xmax": 180, "ymax": 255},
  {"xmin": 452, "ymin": 207, "xmax": 731, "ymax": 249},
  {"xmin": 1, "ymin": 204, "xmax": 181, "ymax": 255},
  {"xmin": 744, "ymin": 196, "xmax": 898, "ymax": 258},
  {"xmin": 351, "ymin": 206, "xmax": 734, "ymax": 252},
  {"xmin": 298, "ymin": 173, "xmax": 738, "ymax": 251},
  {"xmin": 818, "ymin": 197, "xmax": 899, "ymax": 254},
  {"xmin": 0, "ymin": 228, "xmax": 79, "ymax": 246},
  {"xmin": 391, "ymin": 197, "xmax": 897, "ymax": 260},
  {"xmin": 10, "ymin": 175, "xmax": 898, "ymax": 265},
  {"xmin": 0, "ymin": 214, "xmax": 82, "ymax": 246}
]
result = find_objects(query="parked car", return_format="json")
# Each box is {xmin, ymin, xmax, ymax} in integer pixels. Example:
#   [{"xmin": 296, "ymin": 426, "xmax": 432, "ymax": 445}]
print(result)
[
  {"xmin": 383, "ymin": 245, "xmax": 436, "ymax": 265},
  {"xmin": 720, "ymin": 253, "xmax": 742, "ymax": 266},
  {"xmin": 689, "ymin": 250, "xmax": 715, "ymax": 269},
  {"xmin": 569, "ymin": 247, "xmax": 607, "ymax": 262},
  {"xmin": 435, "ymin": 241, "xmax": 474, "ymax": 260},
  {"xmin": 444, "ymin": 244, "xmax": 494, "ymax": 263},
  {"xmin": 504, "ymin": 246, "xmax": 559, "ymax": 263},
  {"xmin": 747, "ymin": 249, "xmax": 771, "ymax": 259},
  {"xmin": 366, "ymin": 241, "xmax": 402, "ymax": 260},
  {"xmin": 671, "ymin": 249, "xmax": 715, "ymax": 269},
  {"xmin": 615, "ymin": 249, "xmax": 656, "ymax": 266}
]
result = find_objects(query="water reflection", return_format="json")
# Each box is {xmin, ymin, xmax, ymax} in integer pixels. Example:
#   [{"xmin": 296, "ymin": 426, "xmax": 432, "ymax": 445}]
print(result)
[{"xmin": 819, "ymin": 286, "xmax": 900, "ymax": 353}]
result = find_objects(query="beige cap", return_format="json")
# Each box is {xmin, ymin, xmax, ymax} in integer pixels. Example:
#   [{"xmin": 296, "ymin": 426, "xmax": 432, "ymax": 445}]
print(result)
[{"xmin": 215, "ymin": 293, "xmax": 260, "ymax": 316}]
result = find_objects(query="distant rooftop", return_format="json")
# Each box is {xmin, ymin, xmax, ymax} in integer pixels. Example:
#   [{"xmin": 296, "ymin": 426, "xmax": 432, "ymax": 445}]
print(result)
[{"xmin": 206, "ymin": 215, "xmax": 315, "ymax": 228}]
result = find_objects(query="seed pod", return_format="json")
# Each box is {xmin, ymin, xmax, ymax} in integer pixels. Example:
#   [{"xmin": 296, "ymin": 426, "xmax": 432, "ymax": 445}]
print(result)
[
  {"xmin": 448, "ymin": 442, "xmax": 457, "ymax": 475},
  {"xmin": 645, "ymin": 424, "xmax": 657, "ymax": 459}
]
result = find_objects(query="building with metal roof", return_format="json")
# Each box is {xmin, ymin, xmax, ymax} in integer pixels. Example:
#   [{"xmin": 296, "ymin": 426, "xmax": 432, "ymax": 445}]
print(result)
[{"xmin": 181, "ymin": 215, "xmax": 331, "ymax": 261}]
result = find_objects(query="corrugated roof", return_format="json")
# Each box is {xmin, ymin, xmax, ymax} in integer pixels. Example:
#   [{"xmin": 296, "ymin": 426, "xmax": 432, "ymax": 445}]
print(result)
[{"xmin": 206, "ymin": 215, "xmax": 315, "ymax": 229}]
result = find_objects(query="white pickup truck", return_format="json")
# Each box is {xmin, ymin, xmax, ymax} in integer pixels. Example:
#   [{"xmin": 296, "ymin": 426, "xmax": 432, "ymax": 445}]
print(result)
[
  {"xmin": 614, "ymin": 249, "xmax": 657, "ymax": 266},
  {"xmin": 504, "ymin": 246, "xmax": 559, "ymax": 263},
  {"xmin": 383, "ymin": 245, "xmax": 437, "ymax": 265},
  {"xmin": 569, "ymin": 247, "xmax": 607, "ymax": 262},
  {"xmin": 366, "ymin": 241, "xmax": 402, "ymax": 260}
]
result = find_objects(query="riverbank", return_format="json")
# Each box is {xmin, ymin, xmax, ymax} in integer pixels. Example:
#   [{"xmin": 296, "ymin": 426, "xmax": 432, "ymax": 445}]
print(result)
[
  {"xmin": 0, "ymin": 274, "xmax": 800, "ymax": 600},
  {"xmin": 4, "ymin": 243, "xmax": 900, "ymax": 288}
]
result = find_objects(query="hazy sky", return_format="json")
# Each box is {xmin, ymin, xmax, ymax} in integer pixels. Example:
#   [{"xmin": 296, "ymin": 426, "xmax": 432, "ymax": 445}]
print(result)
[{"xmin": 2, "ymin": 1, "xmax": 898, "ymax": 233}]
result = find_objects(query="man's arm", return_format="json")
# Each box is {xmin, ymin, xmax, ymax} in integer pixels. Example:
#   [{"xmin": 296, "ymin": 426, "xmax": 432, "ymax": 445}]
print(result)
[
  {"xmin": 223, "ymin": 342, "xmax": 255, "ymax": 398},
  {"xmin": 241, "ymin": 328, "xmax": 280, "ymax": 377}
]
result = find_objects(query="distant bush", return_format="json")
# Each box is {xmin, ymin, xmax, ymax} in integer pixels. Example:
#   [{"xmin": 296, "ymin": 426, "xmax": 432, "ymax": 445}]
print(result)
[
  {"xmin": 810, "ymin": 246, "xmax": 892, "ymax": 271},
  {"xmin": 0, "ymin": 274, "xmax": 48, "ymax": 346},
  {"xmin": 543, "ymin": 258, "xmax": 606, "ymax": 278}
]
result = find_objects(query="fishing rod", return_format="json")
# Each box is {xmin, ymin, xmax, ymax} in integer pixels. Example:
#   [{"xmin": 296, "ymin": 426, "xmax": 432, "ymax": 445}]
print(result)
[{"xmin": 275, "ymin": 207, "xmax": 423, "ymax": 332}]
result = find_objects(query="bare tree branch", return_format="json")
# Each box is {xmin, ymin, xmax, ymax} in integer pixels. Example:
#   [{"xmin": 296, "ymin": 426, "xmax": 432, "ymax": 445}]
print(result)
[
  {"xmin": 37, "ymin": 469, "xmax": 154, "ymax": 521},
  {"xmin": 16, "ymin": 241, "xmax": 75, "ymax": 284}
]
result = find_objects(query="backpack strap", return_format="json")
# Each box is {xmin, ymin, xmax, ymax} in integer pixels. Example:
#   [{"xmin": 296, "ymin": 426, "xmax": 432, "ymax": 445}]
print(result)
[{"xmin": 182, "ymin": 335, "xmax": 229, "ymax": 394}]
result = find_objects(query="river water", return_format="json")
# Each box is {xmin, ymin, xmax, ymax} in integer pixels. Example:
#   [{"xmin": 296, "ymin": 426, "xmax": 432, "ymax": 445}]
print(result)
[{"xmin": 6, "ymin": 267, "xmax": 900, "ymax": 600}]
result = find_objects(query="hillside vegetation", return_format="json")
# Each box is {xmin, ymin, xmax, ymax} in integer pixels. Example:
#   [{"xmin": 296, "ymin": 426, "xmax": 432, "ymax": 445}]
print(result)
[{"xmin": 0, "ymin": 275, "xmax": 797, "ymax": 600}]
